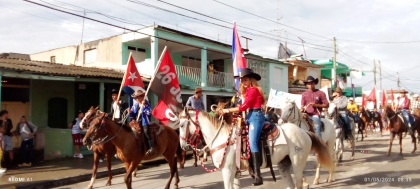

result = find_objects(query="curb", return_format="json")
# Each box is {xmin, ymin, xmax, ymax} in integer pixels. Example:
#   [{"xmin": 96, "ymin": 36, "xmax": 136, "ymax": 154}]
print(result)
[{"xmin": 3, "ymin": 154, "xmax": 193, "ymax": 189}]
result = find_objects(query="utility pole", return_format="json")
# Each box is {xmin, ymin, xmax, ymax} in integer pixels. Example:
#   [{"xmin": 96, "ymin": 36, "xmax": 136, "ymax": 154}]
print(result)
[
  {"xmin": 373, "ymin": 59, "xmax": 378, "ymax": 109},
  {"xmin": 333, "ymin": 37, "xmax": 337, "ymax": 89},
  {"xmin": 379, "ymin": 60, "xmax": 382, "ymax": 93},
  {"xmin": 298, "ymin": 37, "xmax": 307, "ymax": 60},
  {"xmin": 241, "ymin": 36, "xmax": 252, "ymax": 49},
  {"xmin": 397, "ymin": 72, "xmax": 400, "ymax": 89}
]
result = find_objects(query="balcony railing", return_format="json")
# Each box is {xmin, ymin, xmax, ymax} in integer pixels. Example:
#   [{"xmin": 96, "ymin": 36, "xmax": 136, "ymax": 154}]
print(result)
[{"xmin": 174, "ymin": 65, "xmax": 235, "ymax": 89}]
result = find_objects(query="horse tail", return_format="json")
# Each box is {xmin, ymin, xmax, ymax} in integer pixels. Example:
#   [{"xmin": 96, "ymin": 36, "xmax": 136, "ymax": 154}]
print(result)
[{"xmin": 306, "ymin": 131, "xmax": 335, "ymax": 173}]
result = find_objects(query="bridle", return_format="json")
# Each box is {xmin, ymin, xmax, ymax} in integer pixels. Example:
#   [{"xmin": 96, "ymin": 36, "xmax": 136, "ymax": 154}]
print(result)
[
  {"xmin": 179, "ymin": 110, "xmax": 202, "ymax": 148},
  {"xmin": 84, "ymin": 110, "xmax": 124, "ymax": 146},
  {"xmin": 282, "ymin": 101, "xmax": 302, "ymax": 127}
]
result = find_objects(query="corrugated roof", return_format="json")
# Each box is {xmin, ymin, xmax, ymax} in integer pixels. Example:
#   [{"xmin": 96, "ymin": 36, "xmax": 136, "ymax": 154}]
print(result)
[{"xmin": 0, "ymin": 57, "xmax": 150, "ymax": 82}]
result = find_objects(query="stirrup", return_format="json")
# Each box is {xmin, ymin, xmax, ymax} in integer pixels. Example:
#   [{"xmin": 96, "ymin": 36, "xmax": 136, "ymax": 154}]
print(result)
[{"xmin": 146, "ymin": 148, "xmax": 156, "ymax": 155}]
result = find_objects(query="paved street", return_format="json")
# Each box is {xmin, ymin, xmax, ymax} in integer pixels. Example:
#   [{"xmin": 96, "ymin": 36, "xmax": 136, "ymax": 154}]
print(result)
[{"xmin": 53, "ymin": 131, "xmax": 420, "ymax": 189}]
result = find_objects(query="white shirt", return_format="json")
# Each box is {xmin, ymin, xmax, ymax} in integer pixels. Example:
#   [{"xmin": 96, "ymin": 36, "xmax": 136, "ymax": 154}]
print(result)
[
  {"xmin": 113, "ymin": 101, "xmax": 120, "ymax": 119},
  {"xmin": 72, "ymin": 118, "xmax": 82, "ymax": 134},
  {"xmin": 367, "ymin": 102, "xmax": 375, "ymax": 111},
  {"xmin": 398, "ymin": 98, "xmax": 405, "ymax": 107}
]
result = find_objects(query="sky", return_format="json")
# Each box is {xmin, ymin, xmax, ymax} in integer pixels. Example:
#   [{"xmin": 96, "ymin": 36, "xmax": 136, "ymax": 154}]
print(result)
[{"xmin": 0, "ymin": 0, "xmax": 419, "ymax": 93}]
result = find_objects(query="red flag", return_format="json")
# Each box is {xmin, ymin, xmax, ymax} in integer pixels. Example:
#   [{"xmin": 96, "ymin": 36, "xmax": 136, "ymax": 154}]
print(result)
[
  {"xmin": 367, "ymin": 87, "xmax": 376, "ymax": 102},
  {"xmin": 362, "ymin": 94, "xmax": 367, "ymax": 107},
  {"xmin": 150, "ymin": 49, "xmax": 182, "ymax": 128},
  {"xmin": 382, "ymin": 89, "xmax": 387, "ymax": 107},
  {"xmin": 391, "ymin": 89, "xmax": 395, "ymax": 110}
]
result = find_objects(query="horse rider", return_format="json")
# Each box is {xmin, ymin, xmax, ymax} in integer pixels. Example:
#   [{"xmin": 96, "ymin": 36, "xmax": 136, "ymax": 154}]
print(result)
[
  {"xmin": 397, "ymin": 89, "xmax": 414, "ymax": 134},
  {"xmin": 220, "ymin": 68, "xmax": 266, "ymax": 186},
  {"xmin": 366, "ymin": 98, "xmax": 376, "ymax": 124},
  {"xmin": 127, "ymin": 89, "xmax": 156, "ymax": 155},
  {"xmin": 107, "ymin": 89, "xmax": 129, "ymax": 125},
  {"xmin": 347, "ymin": 98, "xmax": 359, "ymax": 122},
  {"xmin": 410, "ymin": 94, "xmax": 420, "ymax": 114},
  {"xmin": 230, "ymin": 87, "xmax": 242, "ymax": 108},
  {"xmin": 333, "ymin": 87, "xmax": 351, "ymax": 140},
  {"xmin": 301, "ymin": 76, "xmax": 329, "ymax": 138},
  {"xmin": 186, "ymin": 88, "xmax": 205, "ymax": 111}
]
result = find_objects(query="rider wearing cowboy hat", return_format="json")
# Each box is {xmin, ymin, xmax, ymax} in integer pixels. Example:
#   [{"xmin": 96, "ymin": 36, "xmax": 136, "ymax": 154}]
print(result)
[
  {"xmin": 397, "ymin": 89, "xmax": 414, "ymax": 133},
  {"xmin": 127, "ymin": 88, "xmax": 156, "ymax": 155},
  {"xmin": 185, "ymin": 88, "xmax": 205, "ymax": 111},
  {"xmin": 301, "ymin": 76, "xmax": 329, "ymax": 138},
  {"xmin": 411, "ymin": 94, "xmax": 420, "ymax": 114},
  {"xmin": 333, "ymin": 87, "xmax": 351, "ymax": 140},
  {"xmin": 220, "ymin": 68, "xmax": 266, "ymax": 186}
]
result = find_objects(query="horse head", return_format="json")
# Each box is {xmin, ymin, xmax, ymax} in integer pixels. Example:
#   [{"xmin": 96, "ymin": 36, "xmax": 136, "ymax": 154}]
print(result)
[
  {"xmin": 178, "ymin": 107, "xmax": 197, "ymax": 150},
  {"xmin": 83, "ymin": 111, "xmax": 107, "ymax": 146},
  {"xmin": 80, "ymin": 106, "xmax": 100, "ymax": 130},
  {"xmin": 383, "ymin": 105, "xmax": 395, "ymax": 119},
  {"xmin": 279, "ymin": 100, "xmax": 298, "ymax": 123},
  {"xmin": 326, "ymin": 102, "xmax": 337, "ymax": 119}
]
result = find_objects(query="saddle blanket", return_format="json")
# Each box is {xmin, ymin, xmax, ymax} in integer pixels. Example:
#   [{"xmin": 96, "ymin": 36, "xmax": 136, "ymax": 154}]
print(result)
[{"xmin": 267, "ymin": 125, "xmax": 287, "ymax": 146}]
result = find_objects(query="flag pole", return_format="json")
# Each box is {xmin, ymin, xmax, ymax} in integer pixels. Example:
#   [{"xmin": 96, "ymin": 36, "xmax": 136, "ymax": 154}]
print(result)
[
  {"xmin": 136, "ymin": 46, "xmax": 168, "ymax": 122},
  {"xmin": 113, "ymin": 52, "xmax": 132, "ymax": 121}
]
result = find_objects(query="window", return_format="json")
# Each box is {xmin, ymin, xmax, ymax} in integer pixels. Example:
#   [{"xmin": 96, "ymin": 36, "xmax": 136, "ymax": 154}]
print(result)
[
  {"xmin": 274, "ymin": 67, "xmax": 283, "ymax": 84},
  {"xmin": 128, "ymin": 46, "xmax": 146, "ymax": 63},
  {"xmin": 50, "ymin": 56, "xmax": 56, "ymax": 63},
  {"xmin": 48, "ymin": 97, "xmax": 68, "ymax": 128},
  {"xmin": 181, "ymin": 56, "xmax": 201, "ymax": 69},
  {"xmin": 84, "ymin": 49, "xmax": 97, "ymax": 64}
]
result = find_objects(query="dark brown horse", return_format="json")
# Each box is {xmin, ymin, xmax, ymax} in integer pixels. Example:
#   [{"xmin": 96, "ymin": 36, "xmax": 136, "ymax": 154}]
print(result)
[
  {"xmin": 82, "ymin": 110, "xmax": 181, "ymax": 189},
  {"xmin": 412, "ymin": 108, "xmax": 420, "ymax": 144},
  {"xmin": 382, "ymin": 106, "xmax": 417, "ymax": 155},
  {"xmin": 359, "ymin": 106, "xmax": 383, "ymax": 137},
  {"xmin": 355, "ymin": 112, "xmax": 365, "ymax": 141}
]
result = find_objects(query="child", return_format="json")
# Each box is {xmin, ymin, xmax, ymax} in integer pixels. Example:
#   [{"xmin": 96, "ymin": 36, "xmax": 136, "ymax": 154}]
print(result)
[
  {"xmin": 69, "ymin": 111, "xmax": 84, "ymax": 158},
  {"xmin": 14, "ymin": 116, "xmax": 37, "ymax": 167},
  {"xmin": 0, "ymin": 124, "xmax": 6, "ymax": 173}
]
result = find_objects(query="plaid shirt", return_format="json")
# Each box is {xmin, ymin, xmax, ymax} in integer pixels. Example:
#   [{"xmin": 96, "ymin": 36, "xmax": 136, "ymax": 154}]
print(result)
[{"xmin": 410, "ymin": 100, "xmax": 420, "ymax": 113}]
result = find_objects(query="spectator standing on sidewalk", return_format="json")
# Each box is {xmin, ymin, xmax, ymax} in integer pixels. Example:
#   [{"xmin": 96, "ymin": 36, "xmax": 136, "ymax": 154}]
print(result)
[
  {"xmin": 69, "ymin": 111, "xmax": 84, "ymax": 159},
  {"xmin": 0, "ymin": 123, "xmax": 6, "ymax": 173},
  {"xmin": 0, "ymin": 110, "xmax": 15, "ymax": 169},
  {"xmin": 13, "ymin": 115, "xmax": 37, "ymax": 167}
]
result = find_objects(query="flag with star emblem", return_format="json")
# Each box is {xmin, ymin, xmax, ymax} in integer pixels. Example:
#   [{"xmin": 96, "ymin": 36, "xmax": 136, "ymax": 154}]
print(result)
[
  {"xmin": 232, "ymin": 22, "xmax": 247, "ymax": 95},
  {"xmin": 122, "ymin": 55, "xmax": 145, "ymax": 96}
]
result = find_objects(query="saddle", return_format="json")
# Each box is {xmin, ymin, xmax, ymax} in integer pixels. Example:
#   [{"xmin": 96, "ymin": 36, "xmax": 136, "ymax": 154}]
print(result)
[
  {"xmin": 129, "ymin": 121, "xmax": 163, "ymax": 154},
  {"xmin": 302, "ymin": 113, "xmax": 325, "ymax": 133}
]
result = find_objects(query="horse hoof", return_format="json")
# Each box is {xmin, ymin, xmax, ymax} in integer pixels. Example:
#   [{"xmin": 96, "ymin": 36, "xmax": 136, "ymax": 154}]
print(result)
[
  {"xmin": 193, "ymin": 163, "xmax": 197, "ymax": 167},
  {"xmin": 304, "ymin": 184, "xmax": 310, "ymax": 189},
  {"xmin": 179, "ymin": 165, "xmax": 184, "ymax": 169},
  {"xmin": 87, "ymin": 185, "xmax": 93, "ymax": 189},
  {"xmin": 313, "ymin": 180, "xmax": 319, "ymax": 185},
  {"xmin": 399, "ymin": 153, "xmax": 403, "ymax": 156},
  {"xmin": 203, "ymin": 158, "xmax": 207, "ymax": 162},
  {"xmin": 350, "ymin": 157, "xmax": 354, "ymax": 160},
  {"xmin": 386, "ymin": 153, "xmax": 390, "ymax": 156},
  {"xmin": 106, "ymin": 181, "xmax": 111, "ymax": 186}
]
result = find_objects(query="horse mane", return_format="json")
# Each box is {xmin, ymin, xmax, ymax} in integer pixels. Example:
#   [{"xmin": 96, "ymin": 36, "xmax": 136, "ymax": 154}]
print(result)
[{"xmin": 193, "ymin": 110, "xmax": 227, "ymax": 130}]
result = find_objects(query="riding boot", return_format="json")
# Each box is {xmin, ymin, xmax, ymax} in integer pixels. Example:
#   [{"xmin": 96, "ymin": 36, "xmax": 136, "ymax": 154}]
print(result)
[
  {"xmin": 247, "ymin": 155, "xmax": 255, "ymax": 178},
  {"xmin": 146, "ymin": 139, "xmax": 156, "ymax": 156},
  {"xmin": 251, "ymin": 152, "xmax": 263, "ymax": 186}
]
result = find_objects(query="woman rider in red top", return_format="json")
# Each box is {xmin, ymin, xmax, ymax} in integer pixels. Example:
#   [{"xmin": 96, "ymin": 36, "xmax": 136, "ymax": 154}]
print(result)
[{"xmin": 220, "ymin": 68, "xmax": 266, "ymax": 186}]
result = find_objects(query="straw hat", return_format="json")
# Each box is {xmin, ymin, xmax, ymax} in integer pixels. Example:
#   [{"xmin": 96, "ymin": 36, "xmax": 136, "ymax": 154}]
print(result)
[
  {"xmin": 195, "ymin": 87, "xmax": 203, "ymax": 93},
  {"xmin": 131, "ymin": 88, "xmax": 146, "ymax": 98}
]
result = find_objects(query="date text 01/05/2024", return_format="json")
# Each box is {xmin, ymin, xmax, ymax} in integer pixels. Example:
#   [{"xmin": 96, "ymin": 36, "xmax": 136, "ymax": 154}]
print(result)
[{"xmin": 364, "ymin": 177, "xmax": 412, "ymax": 182}]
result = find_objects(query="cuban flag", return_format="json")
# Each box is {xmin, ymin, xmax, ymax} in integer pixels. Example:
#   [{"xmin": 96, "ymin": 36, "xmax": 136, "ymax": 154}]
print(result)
[
  {"xmin": 232, "ymin": 22, "xmax": 247, "ymax": 94},
  {"xmin": 123, "ymin": 55, "xmax": 145, "ymax": 96}
]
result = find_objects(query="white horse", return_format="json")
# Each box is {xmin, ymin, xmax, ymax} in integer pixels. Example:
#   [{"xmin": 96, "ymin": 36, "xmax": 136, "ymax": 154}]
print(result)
[
  {"xmin": 278, "ymin": 100, "xmax": 335, "ymax": 185},
  {"xmin": 324, "ymin": 103, "xmax": 356, "ymax": 162},
  {"xmin": 178, "ymin": 108, "xmax": 334, "ymax": 189}
]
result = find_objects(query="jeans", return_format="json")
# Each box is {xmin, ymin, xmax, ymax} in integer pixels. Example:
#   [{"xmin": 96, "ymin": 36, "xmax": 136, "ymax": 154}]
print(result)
[
  {"xmin": 310, "ymin": 115, "xmax": 322, "ymax": 138},
  {"xmin": 247, "ymin": 110, "xmax": 264, "ymax": 152},
  {"xmin": 340, "ymin": 113, "xmax": 351, "ymax": 138},
  {"xmin": 401, "ymin": 110, "xmax": 414, "ymax": 127},
  {"xmin": 20, "ymin": 138, "xmax": 34, "ymax": 164}
]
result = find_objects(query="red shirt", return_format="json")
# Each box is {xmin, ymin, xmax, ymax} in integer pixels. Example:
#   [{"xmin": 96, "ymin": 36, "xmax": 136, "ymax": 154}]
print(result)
[
  {"xmin": 239, "ymin": 87, "xmax": 263, "ymax": 112},
  {"xmin": 301, "ymin": 89, "xmax": 329, "ymax": 116}
]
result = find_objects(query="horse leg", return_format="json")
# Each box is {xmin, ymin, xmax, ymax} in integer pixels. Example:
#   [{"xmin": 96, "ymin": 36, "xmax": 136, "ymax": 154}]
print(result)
[
  {"xmin": 278, "ymin": 158, "xmax": 295, "ymax": 189},
  {"xmin": 221, "ymin": 164, "xmax": 236, "ymax": 189},
  {"xmin": 192, "ymin": 150, "xmax": 198, "ymax": 167},
  {"xmin": 313, "ymin": 162, "xmax": 321, "ymax": 185},
  {"xmin": 132, "ymin": 166, "xmax": 137, "ymax": 177},
  {"xmin": 411, "ymin": 132, "xmax": 417, "ymax": 154},
  {"xmin": 399, "ymin": 132, "xmax": 403, "ymax": 155},
  {"xmin": 178, "ymin": 145, "xmax": 186, "ymax": 169},
  {"xmin": 387, "ymin": 133, "xmax": 395, "ymax": 156},
  {"xmin": 233, "ymin": 169, "xmax": 241, "ymax": 189},
  {"xmin": 202, "ymin": 146, "xmax": 208, "ymax": 162},
  {"xmin": 335, "ymin": 138, "xmax": 341, "ymax": 163},
  {"xmin": 162, "ymin": 154, "xmax": 178, "ymax": 189},
  {"xmin": 365, "ymin": 122, "xmax": 368, "ymax": 137},
  {"xmin": 87, "ymin": 151, "xmax": 100, "ymax": 189},
  {"xmin": 379, "ymin": 119, "xmax": 383, "ymax": 137},
  {"xmin": 123, "ymin": 162, "xmax": 132, "ymax": 189},
  {"xmin": 339, "ymin": 139, "xmax": 344, "ymax": 162},
  {"xmin": 351, "ymin": 139, "xmax": 355, "ymax": 158},
  {"xmin": 105, "ymin": 153, "xmax": 112, "ymax": 186}
]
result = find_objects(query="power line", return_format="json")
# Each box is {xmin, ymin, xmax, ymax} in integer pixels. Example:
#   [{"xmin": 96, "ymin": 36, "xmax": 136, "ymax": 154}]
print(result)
[
  {"xmin": 137, "ymin": 0, "xmax": 333, "ymax": 49},
  {"xmin": 211, "ymin": 0, "xmax": 330, "ymax": 40},
  {"xmin": 337, "ymin": 38, "xmax": 420, "ymax": 44}
]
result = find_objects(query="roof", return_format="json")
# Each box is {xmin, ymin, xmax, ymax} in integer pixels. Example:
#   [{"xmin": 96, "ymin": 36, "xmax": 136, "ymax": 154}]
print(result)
[
  {"xmin": 0, "ymin": 57, "xmax": 150, "ymax": 81},
  {"xmin": 245, "ymin": 53, "xmax": 291, "ymax": 66},
  {"xmin": 283, "ymin": 59, "xmax": 323, "ymax": 68}
]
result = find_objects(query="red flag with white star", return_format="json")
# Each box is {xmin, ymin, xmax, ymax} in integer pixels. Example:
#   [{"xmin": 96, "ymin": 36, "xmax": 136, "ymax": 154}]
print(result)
[{"xmin": 123, "ymin": 55, "xmax": 145, "ymax": 95}]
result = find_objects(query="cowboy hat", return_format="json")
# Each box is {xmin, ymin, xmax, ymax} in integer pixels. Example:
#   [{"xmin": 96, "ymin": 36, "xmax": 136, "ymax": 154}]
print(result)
[
  {"xmin": 234, "ymin": 68, "xmax": 261, "ymax": 81},
  {"xmin": 303, "ymin": 76, "xmax": 319, "ymax": 85},
  {"xmin": 195, "ymin": 87, "xmax": 203, "ymax": 93},
  {"xmin": 400, "ymin": 89, "xmax": 409, "ymax": 94},
  {"xmin": 110, "ymin": 89, "xmax": 124, "ymax": 96},
  {"xmin": 131, "ymin": 88, "xmax": 146, "ymax": 98},
  {"xmin": 413, "ymin": 94, "xmax": 419, "ymax": 98}
]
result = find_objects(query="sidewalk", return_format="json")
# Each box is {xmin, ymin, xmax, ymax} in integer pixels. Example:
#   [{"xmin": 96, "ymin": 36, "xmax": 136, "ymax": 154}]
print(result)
[{"xmin": 0, "ymin": 153, "xmax": 192, "ymax": 189}]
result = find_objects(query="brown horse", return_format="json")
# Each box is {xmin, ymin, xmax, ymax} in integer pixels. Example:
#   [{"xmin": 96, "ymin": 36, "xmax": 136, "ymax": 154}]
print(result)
[
  {"xmin": 80, "ymin": 107, "xmax": 137, "ymax": 189},
  {"xmin": 359, "ymin": 106, "xmax": 383, "ymax": 137},
  {"xmin": 382, "ymin": 106, "xmax": 417, "ymax": 155},
  {"xmin": 413, "ymin": 108, "xmax": 420, "ymax": 144},
  {"xmin": 82, "ymin": 110, "xmax": 181, "ymax": 189}
]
